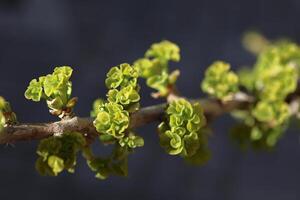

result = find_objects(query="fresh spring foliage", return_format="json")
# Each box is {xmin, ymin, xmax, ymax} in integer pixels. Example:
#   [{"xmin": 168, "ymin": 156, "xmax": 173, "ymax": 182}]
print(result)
[
  {"xmin": 94, "ymin": 101, "xmax": 130, "ymax": 139},
  {"xmin": 198, "ymin": 34, "xmax": 300, "ymax": 149},
  {"xmin": 24, "ymin": 66, "xmax": 77, "ymax": 118},
  {"xmin": 1, "ymin": 33, "xmax": 300, "ymax": 180},
  {"xmin": 83, "ymin": 144, "xmax": 130, "ymax": 180},
  {"xmin": 90, "ymin": 63, "xmax": 143, "ymax": 179},
  {"xmin": 0, "ymin": 96, "xmax": 17, "ymax": 131},
  {"xmin": 134, "ymin": 40, "xmax": 181, "ymax": 97},
  {"xmin": 201, "ymin": 61, "xmax": 239, "ymax": 101},
  {"xmin": 93, "ymin": 63, "xmax": 143, "ymax": 144},
  {"xmin": 35, "ymin": 132, "xmax": 86, "ymax": 176},
  {"xmin": 230, "ymin": 37, "xmax": 300, "ymax": 149},
  {"xmin": 158, "ymin": 98, "xmax": 210, "ymax": 165}
]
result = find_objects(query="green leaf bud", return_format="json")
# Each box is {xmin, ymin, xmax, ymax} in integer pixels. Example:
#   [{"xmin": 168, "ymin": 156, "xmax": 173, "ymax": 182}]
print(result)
[
  {"xmin": 47, "ymin": 155, "xmax": 64, "ymax": 176},
  {"xmin": 105, "ymin": 63, "xmax": 139, "ymax": 89},
  {"xmin": 24, "ymin": 79, "xmax": 43, "ymax": 102},
  {"xmin": 85, "ymin": 144, "xmax": 129, "ymax": 180},
  {"xmin": 105, "ymin": 67, "xmax": 123, "ymax": 89},
  {"xmin": 134, "ymin": 40, "xmax": 181, "ymax": 97},
  {"xmin": 119, "ymin": 133, "xmax": 144, "ymax": 149},
  {"xmin": 252, "ymin": 101, "xmax": 290, "ymax": 126},
  {"xmin": 159, "ymin": 98, "xmax": 207, "ymax": 158},
  {"xmin": 134, "ymin": 58, "xmax": 162, "ymax": 78},
  {"xmin": 201, "ymin": 61, "xmax": 239, "ymax": 100},
  {"xmin": 24, "ymin": 66, "xmax": 75, "ymax": 117},
  {"xmin": 35, "ymin": 132, "xmax": 85, "ymax": 176},
  {"xmin": 93, "ymin": 102, "xmax": 129, "ymax": 139},
  {"xmin": 53, "ymin": 66, "xmax": 73, "ymax": 79},
  {"xmin": 43, "ymin": 74, "xmax": 64, "ymax": 97},
  {"xmin": 90, "ymin": 98, "xmax": 105, "ymax": 118},
  {"xmin": 146, "ymin": 71, "xmax": 169, "ymax": 96},
  {"xmin": 145, "ymin": 40, "xmax": 180, "ymax": 62},
  {"xmin": 107, "ymin": 85, "xmax": 140, "ymax": 106},
  {"xmin": 0, "ymin": 96, "xmax": 17, "ymax": 126},
  {"xmin": 257, "ymin": 64, "xmax": 297, "ymax": 101}
]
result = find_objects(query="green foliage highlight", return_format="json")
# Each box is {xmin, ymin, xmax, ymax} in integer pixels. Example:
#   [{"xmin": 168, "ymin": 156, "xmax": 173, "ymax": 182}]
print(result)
[
  {"xmin": 105, "ymin": 63, "xmax": 139, "ymax": 89},
  {"xmin": 256, "ymin": 64, "xmax": 297, "ymax": 102},
  {"xmin": 93, "ymin": 102, "xmax": 129, "ymax": 139},
  {"xmin": 104, "ymin": 63, "xmax": 140, "ymax": 111},
  {"xmin": 201, "ymin": 61, "xmax": 239, "ymax": 100},
  {"xmin": 90, "ymin": 98, "xmax": 105, "ymax": 118},
  {"xmin": 93, "ymin": 63, "xmax": 141, "ymax": 142},
  {"xmin": 0, "ymin": 96, "xmax": 17, "ymax": 131},
  {"xmin": 107, "ymin": 85, "xmax": 140, "ymax": 106},
  {"xmin": 231, "ymin": 122, "xmax": 287, "ymax": 150},
  {"xmin": 231, "ymin": 34, "xmax": 300, "ymax": 149},
  {"xmin": 231, "ymin": 100, "xmax": 291, "ymax": 150},
  {"xmin": 90, "ymin": 63, "xmax": 143, "ymax": 178},
  {"xmin": 134, "ymin": 40, "xmax": 181, "ymax": 97},
  {"xmin": 145, "ymin": 40, "xmax": 180, "ymax": 62},
  {"xmin": 25, "ymin": 66, "xmax": 76, "ymax": 118},
  {"xmin": 159, "ymin": 98, "xmax": 209, "ymax": 164},
  {"xmin": 252, "ymin": 101, "xmax": 289, "ymax": 126},
  {"xmin": 231, "ymin": 99, "xmax": 290, "ymax": 149},
  {"xmin": 239, "ymin": 41, "xmax": 300, "ymax": 99},
  {"xmin": 119, "ymin": 133, "xmax": 144, "ymax": 148},
  {"xmin": 35, "ymin": 132, "xmax": 86, "ymax": 176},
  {"xmin": 25, "ymin": 79, "xmax": 43, "ymax": 102},
  {"xmin": 5, "ymin": 35, "xmax": 300, "ymax": 180},
  {"xmin": 84, "ymin": 145, "xmax": 130, "ymax": 180}
]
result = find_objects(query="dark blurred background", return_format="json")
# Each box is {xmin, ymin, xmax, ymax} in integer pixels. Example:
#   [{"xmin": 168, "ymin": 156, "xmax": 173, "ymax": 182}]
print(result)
[{"xmin": 0, "ymin": 0, "xmax": 300, "ymax": 199}]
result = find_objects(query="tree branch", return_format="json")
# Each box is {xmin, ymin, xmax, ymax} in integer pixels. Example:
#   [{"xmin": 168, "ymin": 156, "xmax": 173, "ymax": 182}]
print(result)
[{"xmin": 0, "ymin": 94, "xmax": 253, "ymax": 144}]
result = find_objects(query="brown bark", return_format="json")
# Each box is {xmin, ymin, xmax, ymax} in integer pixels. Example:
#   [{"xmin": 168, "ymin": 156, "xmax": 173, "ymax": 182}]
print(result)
[{"xmin": 0, "ymin": 93, "xmax": 253, "ymax": 144}]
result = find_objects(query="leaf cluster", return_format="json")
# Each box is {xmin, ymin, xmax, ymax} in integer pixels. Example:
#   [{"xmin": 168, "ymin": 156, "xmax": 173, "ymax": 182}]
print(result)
[
  {"xmin": 35, "ymin": 132, "xmax": 86, "ymax": 176},
  {"xmin": 90, "ymin": 63, "xmax": 144, "ymax": 179},
  {"xmin": 83, "ymin": 145, "xmax": 130, "ymax": 180},
  {"xmin": 134, "ymin": 40, "xmax": 180, "ymax": 97},
  {"xmin": 93, "ymin": 63, "xmax": 142, "ymax": 145},
  {"xmin": 201, "ymin": 61, "xmax": 239, "ymax": 100},
  {"xmin": 159, "ymin": 98, "xmax": 210, "ymax": 164},
  {"xmin": 7, "ymin": 35, "xmax": 300, "ymax": 181},
  {"xmin": 25, "ymin": 66, "xmax": 77, "ymax": 118},
  {"xmin": 231, "ymin": 38, "xmax": 300, "ymax": 149}
]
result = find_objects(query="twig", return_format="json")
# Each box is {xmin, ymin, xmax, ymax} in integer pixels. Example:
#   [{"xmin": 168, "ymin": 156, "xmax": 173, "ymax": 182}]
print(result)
[{"xmin": 0, "ymin": 94, "xmax": 253, "ymax": 144}]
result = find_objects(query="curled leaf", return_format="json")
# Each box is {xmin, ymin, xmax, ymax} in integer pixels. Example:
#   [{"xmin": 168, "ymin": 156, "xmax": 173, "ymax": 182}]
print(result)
[{"xmin": 201, "ymin": 61, "xmax": 239, "ymax": 100}]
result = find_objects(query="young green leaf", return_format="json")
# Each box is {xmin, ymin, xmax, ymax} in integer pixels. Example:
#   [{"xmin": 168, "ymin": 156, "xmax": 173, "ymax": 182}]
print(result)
[
  {"xmin": 201, "ymin": 61, "xmax": 239, "ymax": 100},
  {"xmin": 24, "ymin": 66, "xmax": 75, "ymax": 118},
  {"xmin": 93, "ymin": 102, "xmax": 129, "ymax": 139},
  {"xmin": 134, "ymin": 40, "xmax": 181, "ymax": 98},
  {"xmin": 35, "ymin": 132, "xmax": 85, "ymax": 176},
  {"xmin": 159, "ymin": 98, "xmax": 208, "ymax": 161}
]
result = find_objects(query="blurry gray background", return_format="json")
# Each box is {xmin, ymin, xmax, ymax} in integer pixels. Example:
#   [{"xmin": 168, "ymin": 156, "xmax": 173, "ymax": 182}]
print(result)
[{"xmin": 0, "ymin": 0, "xmax": 300, "ymax": 199}]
